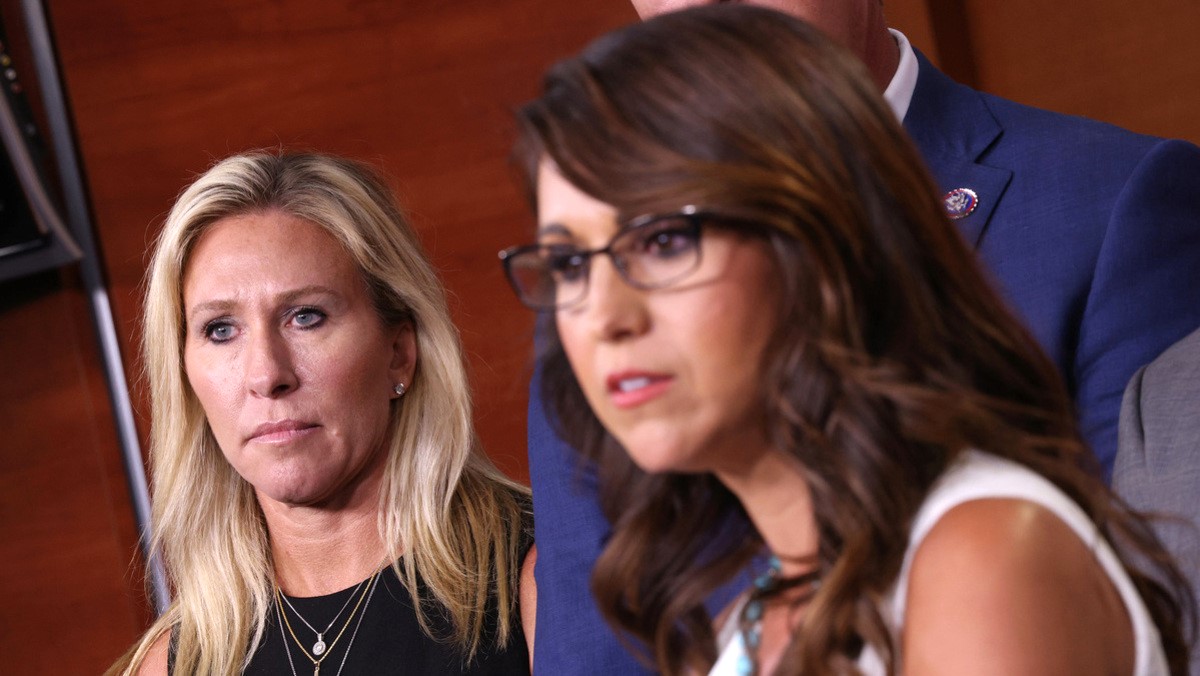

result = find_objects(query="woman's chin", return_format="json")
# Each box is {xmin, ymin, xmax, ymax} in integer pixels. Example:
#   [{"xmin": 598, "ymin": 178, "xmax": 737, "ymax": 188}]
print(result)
[
  {"xmin": 249, "ymin": 467, "xmax": 346, "ymax": 508},
  {"xmin": 254, "ymin": 482, "xmax": 325, "ymax": 508},
  {"xmin": 624, "ymin": 443, "xmax": 708, "ymax": 475}
]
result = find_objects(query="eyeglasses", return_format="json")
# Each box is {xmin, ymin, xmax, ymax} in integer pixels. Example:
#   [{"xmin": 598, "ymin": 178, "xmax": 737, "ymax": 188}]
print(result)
[{"xmin": 499, "ymin": 205, "xmax": 709, "ymax": 311}]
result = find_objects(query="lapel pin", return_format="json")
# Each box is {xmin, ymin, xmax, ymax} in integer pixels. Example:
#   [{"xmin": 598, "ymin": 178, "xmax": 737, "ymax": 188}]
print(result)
[{"xmin": 942, "ymin": 188, "xmax": 979, "ymax": 220}]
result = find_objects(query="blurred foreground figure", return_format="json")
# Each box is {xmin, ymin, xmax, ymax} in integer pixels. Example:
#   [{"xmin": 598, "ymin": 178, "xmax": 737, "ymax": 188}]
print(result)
[
  {"xmin": 508, "ymin": 7, "xmax": 1195, "ymax": 675},
  {"xmin": 525, "ymin": 1, "xmax": 1200, "ymax": 672}
]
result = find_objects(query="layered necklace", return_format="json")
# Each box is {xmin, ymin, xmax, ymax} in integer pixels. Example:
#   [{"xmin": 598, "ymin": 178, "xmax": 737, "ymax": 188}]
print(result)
[
  {"xmin": 736, "ymin": 556, "xmax": 821, "ymax": 676},
  {"xmin": 275, "ymin": 568, "xmax": 382, "ymax": 676}
]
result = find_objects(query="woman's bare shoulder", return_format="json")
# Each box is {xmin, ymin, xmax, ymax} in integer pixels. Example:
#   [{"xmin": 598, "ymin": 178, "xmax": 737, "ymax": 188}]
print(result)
[
  {"xmin": 133, "ymin": 631, "xmax": 171, "ymax": 676},
  {"xmin": 901, "ymin": 497, "xmax": 1132, "ymax": 676},
  {"xmin": 519, "ymin": 543, "xmax": 538, "ymax": 668}
]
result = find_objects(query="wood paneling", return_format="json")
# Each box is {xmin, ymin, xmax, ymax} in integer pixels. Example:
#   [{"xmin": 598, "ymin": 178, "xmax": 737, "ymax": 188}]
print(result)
[
  {"xmin": 889, "ymin": 0, "xmax": 1200, "ymax": 143},
  {"xmin": 963, "ymin": 0, "xmax": 1200, "ymax": 142},
  {"xmin": 1, "ymin": 0, "xmax": 153, "ymax": 671},
  {"xmin": 0, "ymin": 269, "xmax": 152, "ymax": 672},
  {"xmin": 886, "ymin": 0, "xmax": 939, "ymax": 65}
]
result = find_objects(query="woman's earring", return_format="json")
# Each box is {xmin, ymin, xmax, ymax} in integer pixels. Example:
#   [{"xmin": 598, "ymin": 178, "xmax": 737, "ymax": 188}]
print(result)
[{"xmin": 393, "ymin": 382, "xmax": 407, "ymax": 397}]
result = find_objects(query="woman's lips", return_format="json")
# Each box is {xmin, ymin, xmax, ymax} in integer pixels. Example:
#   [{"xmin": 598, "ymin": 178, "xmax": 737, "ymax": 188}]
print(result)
[
  {"xmin": 247, "ymin": 420, "xmax": 320, "ymax": 444},
  {"xmin": 606, "ymin": 371, "xmax": 674, "ymax": 409}
]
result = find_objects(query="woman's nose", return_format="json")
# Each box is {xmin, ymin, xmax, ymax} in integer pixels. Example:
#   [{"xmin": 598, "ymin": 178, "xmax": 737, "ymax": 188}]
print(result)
[
  {"xmin": 582, "ymin": 256, "xmax": 649, "ymax": 342},
  {"xmin": 245, "ymin": 329, "xmax": 298, "ymax": 398}
]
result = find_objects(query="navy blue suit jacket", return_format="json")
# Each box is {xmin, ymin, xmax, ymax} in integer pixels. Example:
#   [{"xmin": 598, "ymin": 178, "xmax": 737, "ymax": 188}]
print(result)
[{"xmin": 529, "ymin": 54, "xmax": 1200, "ymax": 674}]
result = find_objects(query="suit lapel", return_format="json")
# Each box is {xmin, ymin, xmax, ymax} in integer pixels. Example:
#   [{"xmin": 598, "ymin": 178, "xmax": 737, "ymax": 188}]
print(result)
[{"xmin": 903, "ymin": 52, "xmax": 1013, "ymax": 249}]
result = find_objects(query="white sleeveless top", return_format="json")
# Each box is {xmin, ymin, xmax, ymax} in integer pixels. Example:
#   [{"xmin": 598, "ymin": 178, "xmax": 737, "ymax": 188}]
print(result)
[{"xmin": 711, "ymin": 450, "xmax": 1168, "ymax": 675}]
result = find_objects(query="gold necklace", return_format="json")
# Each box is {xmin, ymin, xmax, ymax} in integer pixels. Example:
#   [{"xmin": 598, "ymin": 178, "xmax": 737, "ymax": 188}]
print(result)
[
  {"xmin": 278, "ymin": 576, "xmax": 369, "ymax": 657},
  {"xmin": 276, "ymin": 569, "xmax": 379, "ymax": 675}
]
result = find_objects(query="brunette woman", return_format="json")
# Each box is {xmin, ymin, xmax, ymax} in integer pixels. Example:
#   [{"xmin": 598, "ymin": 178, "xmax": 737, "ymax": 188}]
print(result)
[{"xmin": 502, "ymin": 6, "xmax": 1193, "ymax": 675}]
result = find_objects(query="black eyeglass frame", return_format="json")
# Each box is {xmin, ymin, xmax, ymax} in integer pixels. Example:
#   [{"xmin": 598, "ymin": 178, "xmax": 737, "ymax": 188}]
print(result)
[{"xmin": 499, "ymin": 204, "xmax": 715, "ymax": 311}]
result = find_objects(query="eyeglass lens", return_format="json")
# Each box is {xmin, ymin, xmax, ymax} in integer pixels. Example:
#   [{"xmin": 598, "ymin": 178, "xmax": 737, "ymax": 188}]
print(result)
[{"xmin": 505, "ymin": 214, "xmax": 702, "ymax": 310}]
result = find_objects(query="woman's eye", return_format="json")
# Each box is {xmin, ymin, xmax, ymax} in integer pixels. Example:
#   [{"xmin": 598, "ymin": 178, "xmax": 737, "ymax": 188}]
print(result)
[
  {"xmin": 203, "ymin": 321, "xmax": 236, "ymax": 343},
  {"xmin": 546, "ymin": 250, "xmax": 588, "ymax": 283},
  {"xmin": 639, "ymin": 226, "xmax": 698, "ymax": 258},
  {"xmin": 291, "ymin": 307, "xmax": 327, "ymax": 329}
]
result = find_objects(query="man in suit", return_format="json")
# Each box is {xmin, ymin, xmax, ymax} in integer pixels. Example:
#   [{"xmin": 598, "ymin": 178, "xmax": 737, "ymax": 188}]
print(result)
[
  {"xmin": 1115, "ymin": 328, "xmax": 1200, "ymax": 675},
  {"xmin": 529, "ymin": 1, "xmax": 1200, "ymax": 672}
]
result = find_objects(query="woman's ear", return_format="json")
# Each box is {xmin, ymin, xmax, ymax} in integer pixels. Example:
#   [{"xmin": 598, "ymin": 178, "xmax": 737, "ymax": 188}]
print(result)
[{"xmin": 389, "ymin": 322, "xmax": 418, "ymax": 394}]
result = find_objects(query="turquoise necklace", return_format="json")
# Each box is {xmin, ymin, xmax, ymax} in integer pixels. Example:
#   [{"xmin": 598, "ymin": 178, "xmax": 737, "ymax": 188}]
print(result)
[{"xmin": 736, "ymin": 556, "xmax": 821, "ymax": 676}]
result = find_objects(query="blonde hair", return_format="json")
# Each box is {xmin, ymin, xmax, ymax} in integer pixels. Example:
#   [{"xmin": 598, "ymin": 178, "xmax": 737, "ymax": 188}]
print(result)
[{"xmin": 114, "ymin": 152, "xmax": 528, "ymax": 674}]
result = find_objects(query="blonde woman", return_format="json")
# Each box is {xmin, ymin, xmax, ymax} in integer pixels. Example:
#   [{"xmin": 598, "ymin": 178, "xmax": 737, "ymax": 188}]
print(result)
[{"xmin": 111, "ymin": 152, "xmax": 535, "ymax": 675}]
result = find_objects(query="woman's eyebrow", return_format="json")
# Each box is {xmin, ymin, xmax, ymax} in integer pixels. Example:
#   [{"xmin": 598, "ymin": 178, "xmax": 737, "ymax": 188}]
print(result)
[
  {"xmin": 536, "ymin": 223, "xmax": 572, "ymax": 238},
  {"xmin": 185, "ymin": 286, "xmax": 344, "ymax": 325},
  {"xmin": 277, "ymin": 285, "xmax": 341, "ymax": 305},
  {"xmin": 185, "ymin": 299, "xmax": 234, "ymax": 327}
]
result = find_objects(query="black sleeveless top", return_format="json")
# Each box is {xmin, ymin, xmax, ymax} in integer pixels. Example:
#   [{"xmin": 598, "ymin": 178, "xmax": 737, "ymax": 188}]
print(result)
[
  {"xmin": 241, "ymin": 563, "xmax": 530, "ymax": 675},
  {"xmin": 168, "ymin": 536, "xmax": 533, "ymax": 676}
]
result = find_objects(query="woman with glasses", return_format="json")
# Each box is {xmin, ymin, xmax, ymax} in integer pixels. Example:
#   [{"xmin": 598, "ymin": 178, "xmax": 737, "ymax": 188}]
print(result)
[
  {"xmin": 110, "ymin": 152, "xmax": 535, "ymax": 675},
  {"xmin": 501, "ymin": 6, "xmax": 1192, "ymax": 675}
]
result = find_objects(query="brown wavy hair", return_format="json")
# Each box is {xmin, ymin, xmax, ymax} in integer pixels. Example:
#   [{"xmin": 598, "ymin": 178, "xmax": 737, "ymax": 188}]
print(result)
[{"xmin": 514, "ymin": 6, "xmax": 1194, "ymax": 675}]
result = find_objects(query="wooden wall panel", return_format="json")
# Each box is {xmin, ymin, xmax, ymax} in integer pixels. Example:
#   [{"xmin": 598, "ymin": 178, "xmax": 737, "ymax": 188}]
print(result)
[
  {"xmin": 963, "ymin": 0, "xmax": 1200, "ymax": 143},
  {"xmin": 0, "ymin": 269, "xmax": 152, "ymax": 672},
  {"xmin": 885, "ymin": 0, "xmax": 938, "ymax": 64},
  {"xmin": 1, "ymin": 0, "xmax": 154, "ymax": 671}
]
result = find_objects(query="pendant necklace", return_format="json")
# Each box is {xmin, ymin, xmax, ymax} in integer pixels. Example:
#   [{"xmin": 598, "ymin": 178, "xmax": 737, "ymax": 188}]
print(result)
[
  {"xmin": 278, "ymin": 575, "xmax": 368, "ymax": 657},
  {"xmin": 332, "ymin": 571, "xmax": 382, "ymax": 675},
  {"xmin": 276, "ymin": 598, "xmax": 301, "ymax": 676},
  {"xmin": 276, "ymin": 568, "xmax": 380, "ymax": 675},
  {"xmin": 275, "ymin": 571, "xmax": 382, "ymax": 676}
]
